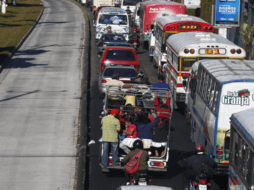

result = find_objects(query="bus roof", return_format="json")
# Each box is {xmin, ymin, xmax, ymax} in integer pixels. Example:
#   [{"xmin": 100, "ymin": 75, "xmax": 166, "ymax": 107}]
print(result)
[
  {"xmin": 199, "ymin": 59, "xmax": 254, "ymax": 84},
  {"xmin": 167, "ymin": 32, "xmax": 237, "ymax": 53},
  {"xmin": 140, "ymin": 1, "xmax": 181, "ymax": 7},
  {"xmin": 231, "ymin": 108, "xmax": 254, "ymax": 150},
  {"xmin": 156, "ymin": 14, "xmax": 208, "ymax": 28},
  {"xmin": 99, "ymin": 7, "xmax": 127, "ymax": 14}
]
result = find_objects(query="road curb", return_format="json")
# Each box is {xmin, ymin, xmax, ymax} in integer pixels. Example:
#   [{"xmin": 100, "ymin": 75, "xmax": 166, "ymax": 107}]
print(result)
[{"xmin": 0, "ymin": 3, "xmax": 44, "ymax": 73}]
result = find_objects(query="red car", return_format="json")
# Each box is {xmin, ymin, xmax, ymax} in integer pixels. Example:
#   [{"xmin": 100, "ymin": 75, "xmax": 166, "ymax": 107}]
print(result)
[
  {"xmin": 94, "ymin": 5, "xmax": 111, "ymax": 19},
  {"xmin": 100, "ymin": 47, "xmax": 139, "ymax": 72}
]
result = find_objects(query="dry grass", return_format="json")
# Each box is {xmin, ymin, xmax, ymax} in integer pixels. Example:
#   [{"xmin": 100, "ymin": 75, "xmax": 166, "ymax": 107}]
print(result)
[{"xmin": 0, "ymin": 0, "xmax": 42, "ymax": 65}]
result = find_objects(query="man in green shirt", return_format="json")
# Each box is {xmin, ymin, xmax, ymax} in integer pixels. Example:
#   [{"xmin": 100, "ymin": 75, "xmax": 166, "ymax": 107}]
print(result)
[{"xmin": 101, "ymin": 108, "xmax": 121, "ymax": 168}]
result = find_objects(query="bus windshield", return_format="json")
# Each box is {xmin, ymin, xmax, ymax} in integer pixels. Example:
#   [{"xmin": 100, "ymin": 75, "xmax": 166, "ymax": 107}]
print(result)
[
  {"xmin": 181, "ymin": 58, "xmax": 197, "ymax": 71},
  {"xmin": 98, "ymin": 15, "xmax": 128, "ymax": 25},
  {"xmin": 123, "ymin": 0, "xmax": 142, "ymax": 6}
]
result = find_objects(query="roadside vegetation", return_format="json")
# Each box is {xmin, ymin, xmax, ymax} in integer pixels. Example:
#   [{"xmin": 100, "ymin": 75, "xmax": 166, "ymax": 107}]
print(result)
[{"xmin": 0, "ymin": 0, "xmax": 42, "ymax": 65}]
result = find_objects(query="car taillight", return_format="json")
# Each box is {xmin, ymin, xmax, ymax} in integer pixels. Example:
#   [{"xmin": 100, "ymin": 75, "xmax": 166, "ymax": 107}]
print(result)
[
  {"xmin": 231, "ymin": 49, "xmax": 236, "ymax": 54},
  {"xmin": 208, "ymin": 26, "xmax": 213, "ymax": 31},
  {"xmin": 204, "ymin": 27, "xmax": 208, "ymax": 31},
  {"xmin": 200, "ymin": 180, "xmax": 206, "ymax": 185},
  {"xmin": 166, "ymin": 26, "xmax": 170, "ymax": 30},
  {"xmin": 150, "ymin": 161, "xmax": 164, "ymax": 167},
  {"xmin": 207, "ymin": 183, "xmax": 211, "ymax": 186},
  {"xmin": 237, "ymin": 49, "xmax": 242, "ymax": 54},
  {"xmin": 99, "ymin": 42, "xmax": 107, "ymax": 46},
  {"xmin": 101, "ymin": 79, "xmax": 107, "ymax": 83},
  {"xmin": 194, "ymin": 182, "xmax": 198, "ymax": 186},
  {"xmin": 216, "ymin": 151, "xmax": 223, "ymax": 155},
  {"xmin": 135, "ymin": 65, "xmax": 139, "ymax": 71},
  {"xmin": 171, "ymin": 26, "xmax": 175, "ymax": 30}
]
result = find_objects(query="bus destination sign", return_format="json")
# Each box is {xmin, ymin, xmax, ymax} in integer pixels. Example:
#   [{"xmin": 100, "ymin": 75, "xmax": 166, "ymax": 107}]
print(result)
[
  {"xmin": 199, "ymin": 48, "xmax": 226, "ymax": 55},
  {"xmin": 178, "ymin": 24, "xmax": 201, "ymax": 30}
]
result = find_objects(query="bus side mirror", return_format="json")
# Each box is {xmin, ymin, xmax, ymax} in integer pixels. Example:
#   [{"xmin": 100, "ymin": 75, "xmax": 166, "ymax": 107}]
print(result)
[
  {"xmin": 137, "ymin": 9, "xmax": 140, "ymax": 16},
  {"xmin": 151, "ymin": 24, "xmax": 154, "ymax": 30}
]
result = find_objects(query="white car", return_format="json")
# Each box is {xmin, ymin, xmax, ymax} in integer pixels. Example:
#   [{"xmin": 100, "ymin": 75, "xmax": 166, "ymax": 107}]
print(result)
[{"xmin": 94, "ymin": 7, "xmax": 129, "ymax": 41}]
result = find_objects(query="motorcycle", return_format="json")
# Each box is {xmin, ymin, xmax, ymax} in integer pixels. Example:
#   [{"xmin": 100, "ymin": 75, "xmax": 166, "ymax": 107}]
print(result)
[
  {"xmin": 132, "ymin": 36, "xmax": 139, "ymax": 51},
  {"xmin": 178, "ymin": 152, "xmax": 212, "ymax": 190}
]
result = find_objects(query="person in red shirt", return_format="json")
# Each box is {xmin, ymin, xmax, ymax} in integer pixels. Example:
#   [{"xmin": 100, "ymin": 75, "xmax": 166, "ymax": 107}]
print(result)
[
  {"xmin": 154, "ymin": 91, "xmax": 171, "ymax": 122},
  {"xmin": 119, "ymin": 117, "xmax": 138, "ymax": 154}
]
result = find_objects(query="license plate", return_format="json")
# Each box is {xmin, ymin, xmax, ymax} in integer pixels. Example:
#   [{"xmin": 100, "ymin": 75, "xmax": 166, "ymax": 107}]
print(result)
[
  {"xmin": 199, "ymin": 185, "xmax": 207, "ymax": 190},
  {"xmin": 138, "ymin": 181, "xmax": 147, "ymax": 186}
]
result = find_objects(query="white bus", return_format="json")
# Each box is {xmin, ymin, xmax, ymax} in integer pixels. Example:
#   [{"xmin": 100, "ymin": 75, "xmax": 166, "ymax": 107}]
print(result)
[
  {"xmin": 94, "ymin": 7, "xmax": 129, "ymax": 41},
  {"xmin": 165, "ymin": 32, "xmax": 246, "ymax": 104},
  {"xmin": 185, "ymin": 59, "xmax": 254, "ymax": 175},
  {"xmin": 229, "ymin": 108, "xmax": 254, "ymax": 190},
  {"xmin": 152, "ymin": 14, "xmax": 214, "ymax": 73},
  {"xmin": 120, "ymin": 0, "xmax": 142, "ymax": 13}
]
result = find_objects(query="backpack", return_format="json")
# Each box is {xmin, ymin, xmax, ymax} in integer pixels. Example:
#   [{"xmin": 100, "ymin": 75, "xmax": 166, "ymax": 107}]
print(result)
[{"xmin": 125, "ymin": 150, "xmax": 144, "ymax": 174}]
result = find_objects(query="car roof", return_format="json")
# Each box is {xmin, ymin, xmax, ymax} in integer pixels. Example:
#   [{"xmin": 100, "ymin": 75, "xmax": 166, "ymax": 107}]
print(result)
[
  {"xmin": 99, "ymin": 7, "xmax": 127, "ymax": 14},
  {"xmin": 103, "ymin": 65, "xmax": 136, "ymax": 69},
  {"xmin": 102, "ymin": 33, "xmax": 124, "ymax": 36},
  {"xmin": 104, "ymin": 46, "xmax": 135, "ymax": 50}
]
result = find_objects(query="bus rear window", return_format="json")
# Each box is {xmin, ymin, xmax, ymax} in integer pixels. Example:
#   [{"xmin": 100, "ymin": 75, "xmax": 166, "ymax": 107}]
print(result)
[
  {"xmin": 105, "ymin": 50, "xmax": 136, "ymax": 61},
  {"xmin": 181, "ymin": 58, "xmax": 197, "ymax": 71},
  {"xmin": 198, "ymin": 57, "xmax": 227, "ymax": 60}
]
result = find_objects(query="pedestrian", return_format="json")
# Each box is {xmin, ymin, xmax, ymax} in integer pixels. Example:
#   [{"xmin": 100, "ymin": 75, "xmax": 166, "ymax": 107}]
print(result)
[
  {"xmin": 154, "ymin": 91, "xmax": 171, "ymax": 122},
  {"xmin": 100, "ymin": 108, "xmax": 121, "ymax": 169},
  {"xmin": 152, "ymin": 74, "xmax": 170, "ymax": 90}
]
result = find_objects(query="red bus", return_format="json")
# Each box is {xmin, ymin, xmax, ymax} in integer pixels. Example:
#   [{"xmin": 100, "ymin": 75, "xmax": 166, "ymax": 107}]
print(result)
[{"xmin": 138, "ymin": 1, "xmax": 186, "ymax": 49}]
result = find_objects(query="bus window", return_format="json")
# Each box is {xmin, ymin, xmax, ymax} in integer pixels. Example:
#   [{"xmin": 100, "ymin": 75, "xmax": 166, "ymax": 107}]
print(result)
[
  {"xmin": 241, "ymin": 142, "xmax": 247, "ymax": 177},
  {"xmin": 181, "ymin": 58, "xmax": 197, "ymax": 71},
  {"xmin": 197, "ymin": 67, "xmax": 203, "ymax": 95},
  {"xmin": 212, "ymin": 83, "xmax": 220, "ymax": 113},
  {"xmin": 203, "ymin": 74, "xmax": 210, "ymax": 102},
  {"xmin": 206, "ymin": 78, "xmax": 213, "ymax": 104},
  {"xmin": 209, "ymin": 82, "xmax": 216, "ymax": 109},
  {"xmin": 167, "ymin": 48, "xmax": 173, "ymax": 64},
  {"xmin": 173, "ymin": 53, "xmax": 179, "ymax": 70},
  {"xmin": 201, "ymin": 71, "xmax": 207, "ymax": 100},
  {"xmin": 234, "ymin": 132, "xmax": 240, "ymax": 167},
  {"xmin": 246, "ymin": 147, "xmax": 252, "ymax": 185}
]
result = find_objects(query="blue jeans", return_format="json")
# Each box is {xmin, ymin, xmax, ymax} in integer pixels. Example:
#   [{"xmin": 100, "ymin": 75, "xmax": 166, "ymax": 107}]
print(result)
[{"xmin": 101, "ymin": 142, "xmax": 119, "ymax": 168}]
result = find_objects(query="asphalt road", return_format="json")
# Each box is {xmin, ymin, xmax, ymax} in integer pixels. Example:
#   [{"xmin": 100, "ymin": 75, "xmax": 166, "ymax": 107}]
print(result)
[
  {"xmin": 0, "ymin": 0, "xmax": 84, "ymax": 189},
  {"xmin": 81, "ymin": 5, "xmax": 228, "ymax": 190}
]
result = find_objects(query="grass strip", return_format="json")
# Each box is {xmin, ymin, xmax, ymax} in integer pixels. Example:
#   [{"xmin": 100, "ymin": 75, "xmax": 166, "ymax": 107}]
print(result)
[{"xmin": 0, "ymin": 0, "xmax": 42, "ymax": 65}]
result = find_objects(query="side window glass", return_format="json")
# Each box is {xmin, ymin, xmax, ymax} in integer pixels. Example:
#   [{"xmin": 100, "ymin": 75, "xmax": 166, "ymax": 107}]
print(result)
[
  {"xmin": 241, "ymin": 141, "xmax": 247, "ymax": 177},
  {"xmin": 206, "ymin": 78, "xmax": 213, "ymax": 103},
  {"xmin": 246, "ymin": 147, "xmax": 252, "ymax": 185},
  {"xmin": 201, "ymin": 71, "xmax": 207, "ymax": 99},
  {"xmin": 197, "ymin": 68, "xmax": 203, "ymax": 95},
  {"xmin": 209, "ymin": 82, "xmax": 216, "ymax": 109},
  {"xmin": 203, "ymin": 73, "xmax": 210, "ymax": 101},
  {"xmin": 212, "ymin": 83, "xmax": 220, "ymax": 113},
  {"xmin": 234, "ymin": 132, "xmax": 240, "ymax": 167}
]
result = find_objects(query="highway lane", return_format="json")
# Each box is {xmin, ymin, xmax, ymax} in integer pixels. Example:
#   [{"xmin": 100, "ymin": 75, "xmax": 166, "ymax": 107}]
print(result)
[
  {"xmin": 0, "ymin": 0, "xmax": 84, "ymax": 189},
  {"xmin": 81, "ymin": 5, "xmax": 228, "ymax": 190}
]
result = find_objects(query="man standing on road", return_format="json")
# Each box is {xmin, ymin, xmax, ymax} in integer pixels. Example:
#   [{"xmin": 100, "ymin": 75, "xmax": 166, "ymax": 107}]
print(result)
[{"xmin": 100, "ymin": 108, "xmax": 121, "ymax": 169}]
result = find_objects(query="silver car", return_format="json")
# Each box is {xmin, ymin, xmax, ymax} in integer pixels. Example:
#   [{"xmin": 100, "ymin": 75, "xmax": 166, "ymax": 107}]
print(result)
[
  {"xmin": 97, "ymin": 34, "xmax": 131, "ymax": 56},
  {"xmin": 98, "ymin": 65, "xmax": 137, "ymax": 95}
]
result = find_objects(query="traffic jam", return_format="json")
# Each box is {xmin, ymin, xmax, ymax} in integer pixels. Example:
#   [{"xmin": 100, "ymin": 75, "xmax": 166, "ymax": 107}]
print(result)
[{"xmin": 85, "ymin": 0, "xmax": 254, "ymax": 189}]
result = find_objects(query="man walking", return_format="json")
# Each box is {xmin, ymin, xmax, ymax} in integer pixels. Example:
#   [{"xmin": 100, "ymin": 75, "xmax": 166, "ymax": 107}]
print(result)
[{"xmin": 100, "ymin": 108, "xmax": 121, "ymax": 169}]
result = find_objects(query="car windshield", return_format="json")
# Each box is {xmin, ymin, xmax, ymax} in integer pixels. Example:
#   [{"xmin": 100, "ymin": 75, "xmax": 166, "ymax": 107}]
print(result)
[
  {"xmin": 98, "ymin": 15, "xmax": 127, "ymax": 25},
  {"xmin": 100, "ymin": 35, "xmax": 125, "ymax": 41},
  {"xmin": 103, "ymin": 68, "xmax": 136, "ymax": 77},
  {"xmin": 105, "ymin": 50, "xmax": 136, "ymax": 61},
  {"xmin": 123, "ymin": 0, "xmax": 142, "ymax": 6}
]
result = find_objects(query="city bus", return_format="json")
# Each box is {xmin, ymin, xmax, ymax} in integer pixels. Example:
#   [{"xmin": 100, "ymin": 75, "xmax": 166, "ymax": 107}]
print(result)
[
  {"xmin": 165, "ymin": 32, "xmax": 246, "ymax": 104},
  {"xmin": 185, "ymin": 59, "xmax": 254, "ymax": 175},
  {"xmin": 138, "ymin": 1, "xmax": 186, "ymax": 49},
  {"xmin": 120, "ymin": 0, "xmax": 142, "ymax": 13},
  {"xmin": 229, "ymin": 108, "xmax": 254, "ymax": 190},
  {"xmin": 151, "ymin": 14, "xmax": 215, "ymax": 73}
]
